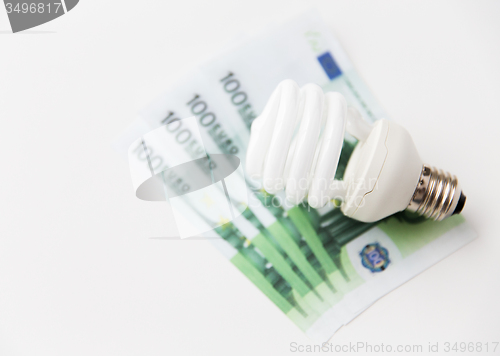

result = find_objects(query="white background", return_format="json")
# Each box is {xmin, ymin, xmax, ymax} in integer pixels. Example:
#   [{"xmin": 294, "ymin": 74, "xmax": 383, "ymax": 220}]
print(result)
[{"xmin": 1, "ymin": 1, "xmax": 499, "ymax": 355}]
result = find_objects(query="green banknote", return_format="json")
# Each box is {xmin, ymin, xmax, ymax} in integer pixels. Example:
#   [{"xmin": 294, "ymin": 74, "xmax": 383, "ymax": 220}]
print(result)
[{"xmin": 115, "ymin": 10, "xmax": 476, "ymax": 341}]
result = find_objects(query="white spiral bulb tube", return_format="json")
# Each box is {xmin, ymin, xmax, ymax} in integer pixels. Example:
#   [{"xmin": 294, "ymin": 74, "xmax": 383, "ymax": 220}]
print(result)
[
  {"xmin": 246, "ymin": 79, "xmax": 362, "ymax": 208},
  {"xmin": 246, "ymin": 80, "xmax": 466, "ymax": 223}
]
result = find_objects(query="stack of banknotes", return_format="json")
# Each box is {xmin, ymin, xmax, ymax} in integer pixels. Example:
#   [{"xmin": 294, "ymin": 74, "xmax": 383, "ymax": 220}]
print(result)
[{"xmin": 114, "ymin": 10, "xmax": 476, "ymax": 341}]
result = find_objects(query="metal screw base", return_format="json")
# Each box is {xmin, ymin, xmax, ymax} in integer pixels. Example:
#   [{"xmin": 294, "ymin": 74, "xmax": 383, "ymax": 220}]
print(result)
[{"xmin": 407, "ymin": 165, "xmax": 465, "ymax": 221}]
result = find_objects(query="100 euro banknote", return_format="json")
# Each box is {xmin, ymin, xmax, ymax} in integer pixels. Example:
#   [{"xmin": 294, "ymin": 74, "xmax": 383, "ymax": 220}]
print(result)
[{"xmin": 114, "ymin": 10, "xmax": 476, "ymax": 341}]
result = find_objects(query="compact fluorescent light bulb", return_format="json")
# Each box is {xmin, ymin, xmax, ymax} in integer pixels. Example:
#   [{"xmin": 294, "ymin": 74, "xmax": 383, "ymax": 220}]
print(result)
[{"xmin": 246, "ymin": 80, "xmax": 466, "ymax": 223}]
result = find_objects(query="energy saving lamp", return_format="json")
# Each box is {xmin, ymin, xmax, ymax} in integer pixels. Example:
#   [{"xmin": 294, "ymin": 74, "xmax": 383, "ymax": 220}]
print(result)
[{"xmin": 246, "ymin": 80, "xmax": 466, "ymax": 223}]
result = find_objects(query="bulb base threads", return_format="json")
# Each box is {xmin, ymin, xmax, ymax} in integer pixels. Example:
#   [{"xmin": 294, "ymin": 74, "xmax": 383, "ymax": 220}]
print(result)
[{"xmin": 407, "ymin": 165, "xmax": 465, "ymax": 221}]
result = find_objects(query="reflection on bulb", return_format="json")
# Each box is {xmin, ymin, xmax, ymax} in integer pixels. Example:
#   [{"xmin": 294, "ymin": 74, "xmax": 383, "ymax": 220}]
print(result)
[{"xmin": 246, "ymin": 80, "xmax": 466, "ymax": 223}]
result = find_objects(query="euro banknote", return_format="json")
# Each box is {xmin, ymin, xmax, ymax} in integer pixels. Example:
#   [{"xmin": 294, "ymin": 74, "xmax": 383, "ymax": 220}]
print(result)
[{"xmin": 115, "ymin": 9, "xmax": 476, "ymax": 341}]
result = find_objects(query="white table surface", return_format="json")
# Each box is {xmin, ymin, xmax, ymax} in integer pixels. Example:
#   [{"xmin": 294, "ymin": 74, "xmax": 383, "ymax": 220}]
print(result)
[{"xmin": 1, "ymin": 1, "xmax": 499, "ymax": 355}]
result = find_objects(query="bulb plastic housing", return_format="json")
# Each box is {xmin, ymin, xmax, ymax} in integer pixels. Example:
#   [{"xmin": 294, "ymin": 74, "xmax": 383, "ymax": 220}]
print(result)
[{"xmin": 341, "ymin": 120, "xmax": 423, "ymax": 222}]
